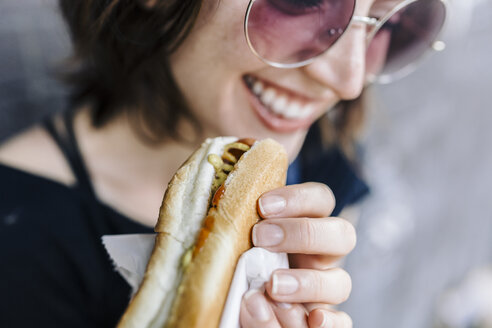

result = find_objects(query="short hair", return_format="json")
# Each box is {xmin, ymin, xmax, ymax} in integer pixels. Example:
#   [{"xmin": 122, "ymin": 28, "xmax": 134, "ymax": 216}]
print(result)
[{"xmin": 59, "ymin": 0, "xmax": 203, "ymax": 143}]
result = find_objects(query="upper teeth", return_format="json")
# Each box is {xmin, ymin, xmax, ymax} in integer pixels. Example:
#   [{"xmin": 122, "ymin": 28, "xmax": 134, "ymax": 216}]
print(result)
[
  {"xmin": 260, "ymin": 88, "xmax": 276, "ymax": 106},
  {"xmin": 252, "ymin": 81, "xmax": 264, "ymax": 95},
  {"xmin": 249, "ymin": 77, "xmax": 314, "ymax": 120}
]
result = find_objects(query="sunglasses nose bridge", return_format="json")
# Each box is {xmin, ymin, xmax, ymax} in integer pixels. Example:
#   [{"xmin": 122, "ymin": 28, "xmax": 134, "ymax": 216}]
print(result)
[
  {"xmin": 352, "ymin": 16, "xmax": 378, "ymax": 27},
  {"xmin": 350, "ymin": 15, "xmax": 385, "ymax": 47}
]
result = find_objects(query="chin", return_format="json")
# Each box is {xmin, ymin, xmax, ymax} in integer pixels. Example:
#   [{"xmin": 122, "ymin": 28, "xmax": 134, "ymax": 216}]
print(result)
[{"xmin": 270, "ymin": 131, "xmax": 308, "ymax": 163}]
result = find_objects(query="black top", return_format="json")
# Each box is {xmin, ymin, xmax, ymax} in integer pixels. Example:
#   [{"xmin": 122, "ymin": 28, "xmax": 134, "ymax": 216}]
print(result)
[
  {"xmin": 288, "ymin": 123, "xmax": 369, "ymax": 216},
  {"xmin": 0, "ymin": 112, "xmax": 153, "ymax": 327},
  {"xmin": 0, "ymin": 112, "xmax": 368, "ymax": 327}
]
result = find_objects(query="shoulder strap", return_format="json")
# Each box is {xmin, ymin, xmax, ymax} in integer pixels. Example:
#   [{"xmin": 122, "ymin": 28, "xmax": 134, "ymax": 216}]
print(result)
[
  {"xmin": 43, "ymin": 110, "xmax": 113, "ymax": 238},
  {"xmin": 43, "ymin": 110, "xmax": 98, "ymax": 201}
]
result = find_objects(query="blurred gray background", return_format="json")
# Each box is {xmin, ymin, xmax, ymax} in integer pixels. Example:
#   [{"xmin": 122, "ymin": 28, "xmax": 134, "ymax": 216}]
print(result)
[
  {"xmin": 1, "ymin": 0, "xmax": 491, "ymax": 327},
  {"xmin": 342, "ymin": 0, "xmax": 492, "ymax": 327},
  {"xmin": 0, "ymin": 0, "xmax": 69, "ymax": 140}
]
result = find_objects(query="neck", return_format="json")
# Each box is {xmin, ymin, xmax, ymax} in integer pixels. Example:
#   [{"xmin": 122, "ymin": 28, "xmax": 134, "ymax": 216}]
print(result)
[{"xmin": 73, "ymin": 107, "xmax": 198, "ymax": 226}]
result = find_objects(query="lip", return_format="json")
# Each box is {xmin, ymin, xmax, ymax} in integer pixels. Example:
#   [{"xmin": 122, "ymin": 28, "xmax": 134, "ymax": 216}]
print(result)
[{"xmin": 242, "ymin": 75, "xmax": 317, "ymax": 133}]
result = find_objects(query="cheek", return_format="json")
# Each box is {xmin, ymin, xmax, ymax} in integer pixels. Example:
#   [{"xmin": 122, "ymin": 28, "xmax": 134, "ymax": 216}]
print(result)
[
  {"xmin": 174, "ymin": 0, "xmax": 260, "ymax": 70},
  {"xmin": 202, "ymin": 1, "xmax": 262, "ymax": 70},
  {"xmin": 169, "ymin": 7, "xmax": 260, "ymax": 118}
]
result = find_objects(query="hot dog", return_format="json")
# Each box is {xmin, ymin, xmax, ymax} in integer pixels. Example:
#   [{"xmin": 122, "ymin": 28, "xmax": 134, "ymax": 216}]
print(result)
[{"xmin": 117, "ymin": 137, "xmax": 288, "ymax": 328}]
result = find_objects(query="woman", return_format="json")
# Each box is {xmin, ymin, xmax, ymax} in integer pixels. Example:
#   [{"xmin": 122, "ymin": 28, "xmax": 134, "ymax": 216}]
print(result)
[{"xmin": 0, "ymin": 0, "xmax": 446, "ymax": 327}]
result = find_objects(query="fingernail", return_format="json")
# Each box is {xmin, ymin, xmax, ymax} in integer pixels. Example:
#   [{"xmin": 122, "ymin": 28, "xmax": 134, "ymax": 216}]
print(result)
[
  {"xmin": 259, "ymin": 195, "xmax": 286, "ymax": 215},
  {"xmin": 252, "ymin": 224, "xmax": 284, "ymax": 247},
  {"xmin": 272, "ymin": 272, "xmax": 299, "ymax": 295},
  {"xmin": 244, "ymin": 289, "xmax": 271, "ymax": 322},
  {"xmin": 311, "ymin": 310, "xmax": 333, "ymax": 328}
]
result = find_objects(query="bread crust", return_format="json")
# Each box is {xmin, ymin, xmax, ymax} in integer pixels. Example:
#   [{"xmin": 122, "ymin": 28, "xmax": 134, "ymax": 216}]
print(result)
[
  {"xmin": 166, "ymin": 138, "xmax": 287, "ymax": 327},
  {"xmin": 118, "ymin": 138, "xmax": 287, "ymax": 328}
]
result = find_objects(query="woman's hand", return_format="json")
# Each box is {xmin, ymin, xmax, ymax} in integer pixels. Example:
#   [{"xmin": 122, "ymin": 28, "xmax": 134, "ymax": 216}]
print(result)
[{"xmin": 240, "ymin": 182, "xmax": 356, "ymax": 328}]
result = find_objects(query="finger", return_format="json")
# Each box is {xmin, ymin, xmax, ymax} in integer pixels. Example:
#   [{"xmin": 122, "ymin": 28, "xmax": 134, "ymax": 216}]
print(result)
[
  {"xmin": 265, "ymin": 268, "xmax": 352, "ymax": 304},
  {"xmin": 240, "ymin": 290, "xmax": 281, "ymax": 328},
  {"xmin": 252, "ymin": 218, "xmax": 356, "ymax": 255},
  {"xmin": 258, "ymin": 183, "xmax": 335, "ymax": 219},
  {"xmin": 270, "ymin": 301, "xmax": 309, "ymax": 328},
  {"xmin": 308, "ymin": 309, "xmax": 353, "ymax": 328},
  {"xmin": 303, "ymin": 302, "xmax": 335, "ymax": 314}
]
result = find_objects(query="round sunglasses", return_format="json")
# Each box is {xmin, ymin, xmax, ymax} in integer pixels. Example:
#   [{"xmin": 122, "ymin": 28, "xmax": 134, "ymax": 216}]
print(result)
[{"xmin": 244, "ymin": 0, "xmax": 448, "ymax": 83}]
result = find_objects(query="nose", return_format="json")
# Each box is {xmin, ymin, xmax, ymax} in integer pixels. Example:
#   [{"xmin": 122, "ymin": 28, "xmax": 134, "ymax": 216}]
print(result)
[{"xmin": 302, "ymin": 22, "xmax": 367, "ymax": 101}]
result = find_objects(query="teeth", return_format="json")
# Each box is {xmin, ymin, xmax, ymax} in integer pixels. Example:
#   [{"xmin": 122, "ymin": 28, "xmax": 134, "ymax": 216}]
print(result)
[
  {"xmin": 261, "ymin": 88, "xmax": 276, "ymax": 106},
  {"xmin": 284, "ymin": 102, "xmax": 301, "ymax": 118},
  {"xmin": 299, "ymin": 105, "xmax": 314, "ymax": 118},
  {"xmin": 246, "ymin": 75, "xmax": 315, "ymax": 120},
  {"xmin": 272, "ymin": 96, "xmax": 288, "ymax": 114},
  {"xmin": 252, "ymin": 81, "xmax": 264, "ymax": 95}
]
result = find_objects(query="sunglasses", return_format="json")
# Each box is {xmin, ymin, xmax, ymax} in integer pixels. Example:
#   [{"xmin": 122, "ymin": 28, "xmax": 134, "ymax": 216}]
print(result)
[{"xmin": 244, "ymin": 0, "xmax": 448, "ymax": 83}]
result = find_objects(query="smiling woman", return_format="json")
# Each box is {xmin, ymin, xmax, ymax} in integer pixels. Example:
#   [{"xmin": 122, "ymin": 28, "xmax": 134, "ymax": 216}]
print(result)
[
  {"xmin": 0, "ymin": 0, "xmax": 448, "ymax": 327},
  {"xmin": 56, "ymin": 0, "xmax": 365, "ymax": 155}
]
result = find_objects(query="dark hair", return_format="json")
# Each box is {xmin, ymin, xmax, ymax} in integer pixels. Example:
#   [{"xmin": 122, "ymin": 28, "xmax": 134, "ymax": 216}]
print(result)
[
  {"xmin": 58, "ymin": 0, "xmax": 365, "ymax": 150},
  {"xmin": 59, "ymin": 0, "xmax": 203, "ymax": 143}
]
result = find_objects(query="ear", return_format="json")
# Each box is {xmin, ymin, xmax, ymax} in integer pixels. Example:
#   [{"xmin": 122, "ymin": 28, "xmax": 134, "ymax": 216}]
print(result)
[{"xmin": 137, "ymin": 0, "xmax": 158, "ymax": 9}]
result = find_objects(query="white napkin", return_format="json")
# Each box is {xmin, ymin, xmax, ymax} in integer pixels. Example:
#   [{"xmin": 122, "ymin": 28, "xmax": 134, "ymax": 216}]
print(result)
[{"xmin": 102, "ymin": 234, "xmax": 289, "ymax": 328}]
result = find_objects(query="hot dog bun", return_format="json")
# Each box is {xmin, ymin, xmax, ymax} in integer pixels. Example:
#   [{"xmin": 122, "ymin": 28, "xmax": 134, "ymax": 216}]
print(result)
[{"xmin": 118, "ymin": 137, "xmax": 288, "ymax": 328}]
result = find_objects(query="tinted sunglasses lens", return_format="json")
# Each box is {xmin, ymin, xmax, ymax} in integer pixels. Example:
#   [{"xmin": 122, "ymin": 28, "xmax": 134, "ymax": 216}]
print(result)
[
  {"xmin": 366, "ymin": 0, "xmax": 446, "ymax": 80},
  {"xmin": 246, "ymin": 0, "xmax": 355, "ymax": 66}
]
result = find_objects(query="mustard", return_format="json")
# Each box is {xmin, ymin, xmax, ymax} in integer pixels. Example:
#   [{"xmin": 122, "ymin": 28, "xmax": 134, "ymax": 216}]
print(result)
[
  {"xmin": 180, "ymin": 248, "xmax": 193, "ymax": 270},
  {"xmin": 225, "ymin": 142, "xmax": 250, "ymax": 153},
  {"xmin": 207, "ymin": 142, "xmax": 250, "ymax": 196},
  {"xmin": 207, "ymin": 154, "xmax": 223, "ymax": 172}
]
